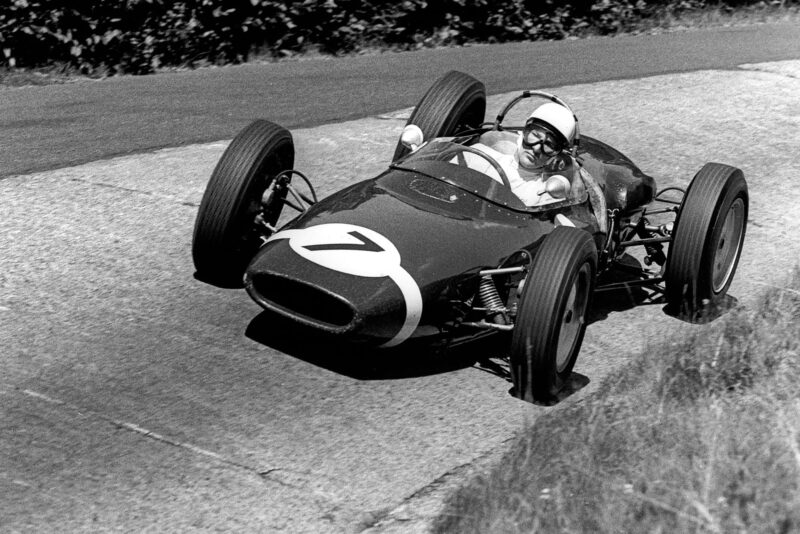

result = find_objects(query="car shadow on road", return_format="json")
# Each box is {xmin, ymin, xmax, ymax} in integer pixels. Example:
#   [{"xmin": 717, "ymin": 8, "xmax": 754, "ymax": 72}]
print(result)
[
  {"xmin": 247, "ymin": 310, "xmax": 594, "ymax": 406},
  {"xmin": 589, "ymin": 277, "xmax": 739, "ymax": 325},
  {"xmin": 473, "ymin": 356, "xmax": 590, "ymax": 406},
  {"xmin": 589, "ymin": 253, "xmax": 740, "ymax": 325},
  {"xmin": 589, "ymin": 256, "xmax": 665, "ymax": 323},
  {"xmin": 244, "ymin": 257, "xmax": 738, "ymax": 401},
  {"xmin": 247, "ymin": 313, "xmax": 590, "ymax": 406},
  {"xmin": 245, "ymin": 310, "xmax": 484, "ymax": 380}
]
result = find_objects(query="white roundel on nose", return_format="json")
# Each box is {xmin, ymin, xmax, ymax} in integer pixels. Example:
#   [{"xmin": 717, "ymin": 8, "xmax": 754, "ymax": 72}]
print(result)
[
  {"xmin": 265, "ymin": 223, "xmax": 422, "ymax": 348},
  {"xmin": 284, "ymin": 223, "xmax": 401, "ymax": 278}
]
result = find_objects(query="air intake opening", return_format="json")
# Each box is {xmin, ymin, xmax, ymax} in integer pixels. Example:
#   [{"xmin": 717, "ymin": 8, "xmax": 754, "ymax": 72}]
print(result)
[{"xmin": 250, "ymin": 273, "xmax": 355, "ymax": 328}]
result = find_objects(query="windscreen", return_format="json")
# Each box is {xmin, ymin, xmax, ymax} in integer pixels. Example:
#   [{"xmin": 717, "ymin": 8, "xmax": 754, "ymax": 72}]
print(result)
[{"xmin": 391, "ymin": 139, "xmax": 587, "ymax": 213}]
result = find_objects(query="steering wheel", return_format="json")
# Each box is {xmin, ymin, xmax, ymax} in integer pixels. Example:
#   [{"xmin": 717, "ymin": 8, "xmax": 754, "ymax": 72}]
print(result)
[{"xmin": 456, "ymin": 145, "xmax": 512, "ymax": 188}]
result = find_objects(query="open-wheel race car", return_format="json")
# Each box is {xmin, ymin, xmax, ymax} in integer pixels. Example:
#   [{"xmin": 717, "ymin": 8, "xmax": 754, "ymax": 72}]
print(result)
[{"xmin": 192, "ymin": 70, "xmax": 748, "ymax": 403}]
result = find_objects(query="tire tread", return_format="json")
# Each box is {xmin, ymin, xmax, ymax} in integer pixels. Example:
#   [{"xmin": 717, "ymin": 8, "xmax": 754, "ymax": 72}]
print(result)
[
  {"xmin": 511, "ymin": 226, "xmax": 597, "ymax": 402},
  {"xmin": 392, "ymin": 71, "xmax": 486, "ymax": 161},
  {"xmin": 193, "ymin": 120, "xmax": 294, "ymax": 284},
  {"xmin": 665, "ymin": 162, "xmax": 748, "ymax": 316}
]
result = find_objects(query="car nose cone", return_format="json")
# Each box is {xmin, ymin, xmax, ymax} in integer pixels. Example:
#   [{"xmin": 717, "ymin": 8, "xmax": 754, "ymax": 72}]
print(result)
[{"xmin": 245, "ymin": 241, "xmax": 413, "ymax": 345}]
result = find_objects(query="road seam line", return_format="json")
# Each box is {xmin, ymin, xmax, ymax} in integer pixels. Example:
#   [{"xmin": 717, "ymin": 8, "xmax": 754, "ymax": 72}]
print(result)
[
  {"xmin": 19, "ymin": 388, "xmax": 353, "ymax": 511},
  {"xmin": 64, "ymin": 177, "xmax": 200, "ymax": 207},
  {"xmin": 21, "ymin": 389, "xmax": 260, "ymax": 475}
]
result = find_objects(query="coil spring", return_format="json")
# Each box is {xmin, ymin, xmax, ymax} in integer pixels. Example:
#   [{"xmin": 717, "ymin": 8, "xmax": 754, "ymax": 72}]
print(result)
[{"xmin": 478, "ymin": 275, "xmax": 504, "ymax": 312}]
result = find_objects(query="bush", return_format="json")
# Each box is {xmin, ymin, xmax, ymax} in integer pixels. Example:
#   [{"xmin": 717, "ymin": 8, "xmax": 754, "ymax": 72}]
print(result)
[
  {"xmin": 0, "ymin": 0, "xmax": 795, "ymax": 74},
  {"xmin": 0, "ymin": 0, "xmax": 292, "ymax": 73}
]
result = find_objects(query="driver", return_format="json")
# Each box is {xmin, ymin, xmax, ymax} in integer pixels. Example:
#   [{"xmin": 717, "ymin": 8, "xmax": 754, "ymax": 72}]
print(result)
[{"xmin": 468, "ymin": 102, "xmax": 582, "ymax": 206}]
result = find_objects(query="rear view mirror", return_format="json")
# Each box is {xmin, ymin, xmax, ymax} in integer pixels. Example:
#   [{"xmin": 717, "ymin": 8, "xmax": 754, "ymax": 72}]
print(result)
[
  {"xmin": 540, "ymin": 174, "xmax": 572, "ymax": 199},
  {"xmin": 400, "ymin": 125, "xmax": 424, "ymax": 151}
]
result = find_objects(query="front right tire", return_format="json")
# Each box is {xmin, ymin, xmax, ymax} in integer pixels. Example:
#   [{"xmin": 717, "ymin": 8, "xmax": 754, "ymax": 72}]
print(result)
[{"xmin": 192, "ymin": 120, "xmax": 294, "ymax": 287}]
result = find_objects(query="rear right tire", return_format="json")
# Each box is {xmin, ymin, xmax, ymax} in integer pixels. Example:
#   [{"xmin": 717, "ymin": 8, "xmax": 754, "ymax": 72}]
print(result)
[{"xmin": 665, "ymin": 162, "xmax": 748, "ymax": 321}]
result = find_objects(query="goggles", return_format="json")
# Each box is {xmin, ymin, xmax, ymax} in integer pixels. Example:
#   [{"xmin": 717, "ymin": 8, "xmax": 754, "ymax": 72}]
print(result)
[{"xmin": 521, "ymin": 127, "xmax": 559, "ymax": 156}]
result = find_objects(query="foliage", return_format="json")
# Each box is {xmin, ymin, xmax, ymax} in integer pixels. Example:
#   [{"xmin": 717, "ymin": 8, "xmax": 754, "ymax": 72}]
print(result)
[
  {"xmin": 434, "ymin": 268, "xmax": 800, "ymax": 533},
  {"xmin": 0, "ymin": 0, "xmax": 290, "ymax": 74},
  {"xmin": 1, "ymin": 0, "xmax": 794, "ymax": 74}
]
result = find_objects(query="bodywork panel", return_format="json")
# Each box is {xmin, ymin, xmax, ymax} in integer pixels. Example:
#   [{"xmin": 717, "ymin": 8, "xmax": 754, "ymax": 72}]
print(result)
[
  {"xmin": 579, "ymin": 135, "xmax": 657, "ymax": 212},
  {"xmin": 246, "ymin": 168, "xmax": 601, "ymax": 347}
]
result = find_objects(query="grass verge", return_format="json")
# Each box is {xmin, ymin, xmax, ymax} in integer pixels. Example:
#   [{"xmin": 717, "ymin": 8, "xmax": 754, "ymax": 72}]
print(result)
[{"xmin": 434, "ymin": 268, "xmax": 800, "ymax": 533}]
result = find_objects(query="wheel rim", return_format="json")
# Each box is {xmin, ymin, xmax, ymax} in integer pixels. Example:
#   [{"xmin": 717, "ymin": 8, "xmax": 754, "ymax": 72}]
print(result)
[
  {"xmin": 712, "ymin": 197, "xmax": 745, "ymax": 293},
  {"xmin": 556, "ymin": 263, "xmax": 591, "ymax": 372}
]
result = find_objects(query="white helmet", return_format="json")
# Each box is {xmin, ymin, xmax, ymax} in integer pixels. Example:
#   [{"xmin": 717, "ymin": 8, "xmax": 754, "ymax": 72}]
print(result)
[{"xmin": 526, "ymin": 103, "xmax": 577, "ymax": 147}]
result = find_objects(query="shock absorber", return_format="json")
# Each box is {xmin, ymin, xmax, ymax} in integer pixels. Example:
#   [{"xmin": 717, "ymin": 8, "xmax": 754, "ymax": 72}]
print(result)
[
  {"xmin": 637, "ymin": 220, "xmax": 669, "ymax": 266},
  {"xmin": 478, "ymin": 275, "xmax": 507, "ymax": 324}
]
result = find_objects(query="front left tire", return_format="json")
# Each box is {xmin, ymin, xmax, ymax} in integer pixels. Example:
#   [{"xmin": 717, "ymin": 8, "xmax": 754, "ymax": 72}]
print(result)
[{"xmin": 510, "ymin": 226, "xmax": 598, "ymax": 403}]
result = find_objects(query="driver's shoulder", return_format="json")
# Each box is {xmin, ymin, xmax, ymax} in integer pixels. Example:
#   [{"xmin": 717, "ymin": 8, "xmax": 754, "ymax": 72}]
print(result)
[
  {"xmin": 476, "ymin": 130, "xmax": 519, "ymax": 155},
  {"xmin": 470, "ymin": 141, "xmax": 512, "ymax": 164}
]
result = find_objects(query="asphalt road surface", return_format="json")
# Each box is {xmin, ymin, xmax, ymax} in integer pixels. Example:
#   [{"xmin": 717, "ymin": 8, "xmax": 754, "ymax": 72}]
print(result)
[
  {"xmin": 2, "ymin": 22, "xmax": 800, "ymax": 178},
  {"xmin": 2, "ymin": 24, "xmax": 800, "ymax": 533}
]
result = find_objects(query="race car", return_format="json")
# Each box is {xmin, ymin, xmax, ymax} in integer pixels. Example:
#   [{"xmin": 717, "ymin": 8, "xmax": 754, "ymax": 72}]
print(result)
[{"xmin": 192, "ymin": 70, "xmax": 748, "ymax": 403}]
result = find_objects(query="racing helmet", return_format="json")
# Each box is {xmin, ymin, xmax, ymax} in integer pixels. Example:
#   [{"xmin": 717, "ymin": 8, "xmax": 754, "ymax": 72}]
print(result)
[{"xmin": 526, "ymin": 102, "xmax": 577, "ymax": 148}]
